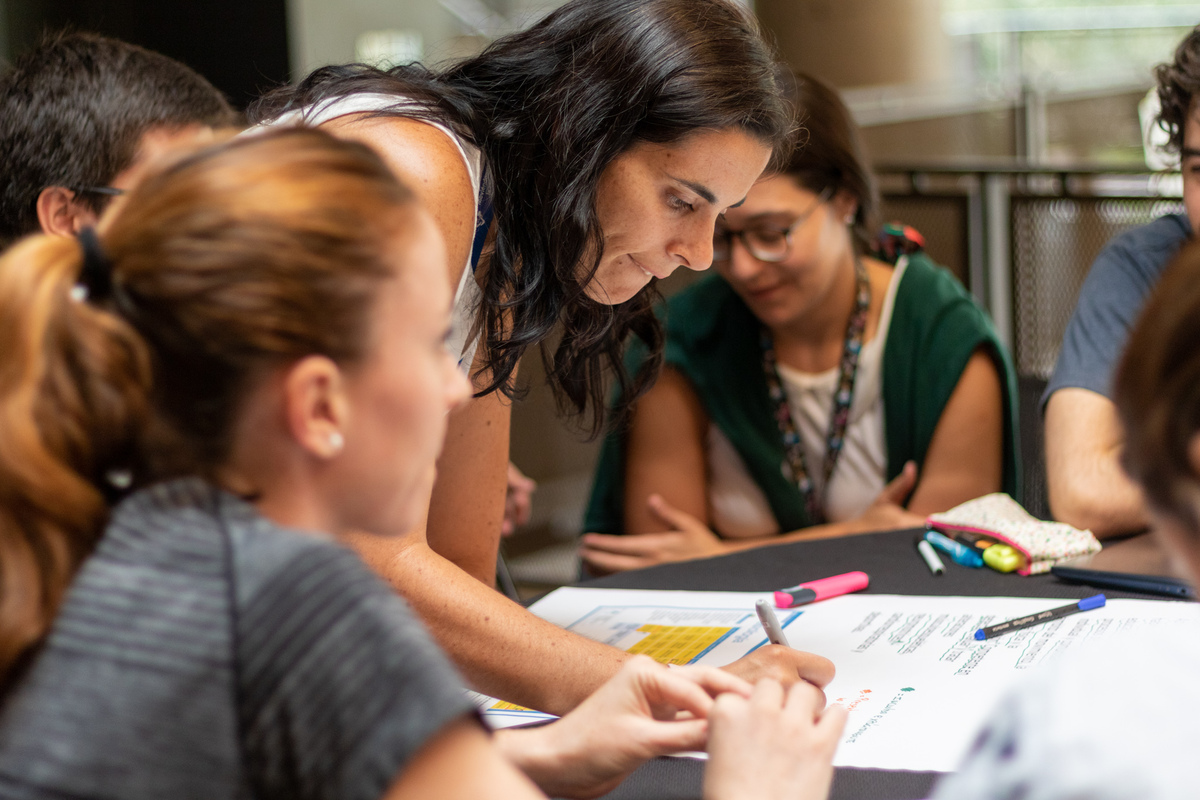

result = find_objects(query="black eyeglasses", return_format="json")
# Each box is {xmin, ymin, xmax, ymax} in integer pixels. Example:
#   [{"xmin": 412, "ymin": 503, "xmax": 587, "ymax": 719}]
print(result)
[
  {"xmin": 70, "ymin": 186, "xmax": 126, "ymax": 198},
  {"xmin": 712, "ymin": 186, "xmax": 834, "ymax": 264}
]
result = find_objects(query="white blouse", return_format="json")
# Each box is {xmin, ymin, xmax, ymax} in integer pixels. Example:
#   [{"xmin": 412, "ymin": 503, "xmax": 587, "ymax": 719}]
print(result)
[{"xmin": 706, "ymin": 257, "xmax": 908, "ymax": 537}]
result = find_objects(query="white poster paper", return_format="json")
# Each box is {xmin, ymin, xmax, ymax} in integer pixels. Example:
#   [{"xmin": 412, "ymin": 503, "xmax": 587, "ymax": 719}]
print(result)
[{"xmin": 483, "ymin": 587, "xmax": 1200, "ymax": 772}]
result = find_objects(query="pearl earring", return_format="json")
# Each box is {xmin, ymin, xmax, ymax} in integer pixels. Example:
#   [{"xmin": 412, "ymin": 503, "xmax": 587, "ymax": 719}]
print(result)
[
  {"xmin": 327, "ymin": 431, "xmax": 344, "ymax": 455},
  {"xmin": 844, "ymin": 215, "xmax": 855, "ymax": 225}
]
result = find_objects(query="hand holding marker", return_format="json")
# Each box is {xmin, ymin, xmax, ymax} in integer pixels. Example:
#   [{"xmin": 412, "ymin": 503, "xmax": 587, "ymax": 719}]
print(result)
[{"xmin": 755, "ymin": 600, "xmax": 790, "ymax": 647}]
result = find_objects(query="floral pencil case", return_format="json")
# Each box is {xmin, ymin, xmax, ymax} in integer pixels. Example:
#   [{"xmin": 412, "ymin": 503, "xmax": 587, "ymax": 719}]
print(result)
[{"xmin": 926, "ymin": 493, "xmax": 1102, "ymax": 576}]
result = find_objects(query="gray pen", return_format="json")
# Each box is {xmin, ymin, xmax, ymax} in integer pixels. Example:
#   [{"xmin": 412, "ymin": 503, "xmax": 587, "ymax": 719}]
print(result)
[{"xmin": 755, "ymin": 598, "xmax": 790, "ymax": 647}]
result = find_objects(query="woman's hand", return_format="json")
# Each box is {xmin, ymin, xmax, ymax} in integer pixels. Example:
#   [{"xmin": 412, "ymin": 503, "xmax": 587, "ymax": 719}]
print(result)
[
  {"xmin": 498, "ymin": 655, "xmax": 752, "ymax": 799},
  {"xmin": 850, "ymin": 461, "xmax": 927, "ymax": 533},
  {"xmin": 502, "ymin": 461, "xmax": 537, "ymax": 537},
  {"xmin": 720, "ymin": 645, "xmax": 835, "ymax": 702},
  {"xmin": 703, "ymin": 679, "xmax": 847, "ymax": 800},
  {"xmin": 580, "ymin": 494, "xmax": 726, "ymax": 573}
]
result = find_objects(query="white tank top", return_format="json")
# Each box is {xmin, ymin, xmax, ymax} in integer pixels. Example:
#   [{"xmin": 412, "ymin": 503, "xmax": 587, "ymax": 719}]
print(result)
[
  {"xmin": 706, "ymin": 257, "xmax": 908, "ymax": 537},
  {"xmin": 254, "ymin": 93, "xmax": 485, "ymax": 374}
]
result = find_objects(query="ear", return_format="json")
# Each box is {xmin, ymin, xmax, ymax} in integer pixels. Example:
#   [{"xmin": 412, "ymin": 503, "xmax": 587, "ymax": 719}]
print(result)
[
  {"xmin": 35, "ymin": 187, "xmax": 99, "ymax": 237},
  {"xmin": 280, "ymin": 355, "xmax": 350, "ymax": 460},
  {"xmin": 831, "ymin": 188, "xmax": 858, "ymax": 226}
]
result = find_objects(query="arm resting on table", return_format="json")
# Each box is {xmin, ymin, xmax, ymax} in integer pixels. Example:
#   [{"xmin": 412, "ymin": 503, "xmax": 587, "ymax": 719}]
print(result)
[{"xmin": 1045, "ymin": 388, "xmax": 1149, "ymax": 538}]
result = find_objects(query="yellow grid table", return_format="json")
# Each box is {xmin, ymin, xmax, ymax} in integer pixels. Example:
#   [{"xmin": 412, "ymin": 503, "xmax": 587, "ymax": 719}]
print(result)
[
  {"xmin": 490, "ymin": 623, "xmax": 736, "ymax": 710},
  {"xmin": 626, "ymin": 624, "xmax": 734, "ymax": 666}
]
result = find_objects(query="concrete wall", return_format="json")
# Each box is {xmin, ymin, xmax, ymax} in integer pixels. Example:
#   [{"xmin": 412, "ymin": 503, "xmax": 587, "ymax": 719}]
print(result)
[
  {"xmin": 756, "ymin": 0, "xmax": 952, "ymax": 89},
  {"xmin": 286, "ymin": 0, "xmax": 567, "ymax": 78}
]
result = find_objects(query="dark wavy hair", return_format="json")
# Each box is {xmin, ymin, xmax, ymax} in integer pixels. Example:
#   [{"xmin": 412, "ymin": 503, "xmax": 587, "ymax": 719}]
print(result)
[
  {"xmin": 1155, "ymin": 25, "xmax": 1200, "ymax": 155},
  {"xmin": 778, "ymin": 72, "xmax": 880, "ymax": 255},
  {"xmin": 251, "ymin": 0, "xmax": 791, "ymax": 436}
]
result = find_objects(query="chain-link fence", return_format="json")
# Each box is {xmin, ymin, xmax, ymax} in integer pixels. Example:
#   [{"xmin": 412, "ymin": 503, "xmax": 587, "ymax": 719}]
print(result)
[
  {"xmin": 879, "ymin": 167, "xmax": 1183, "ymax": 519},
  {"xmin": 1011, "ymin": 196, "xmax": 1184, "ymax": 378}
]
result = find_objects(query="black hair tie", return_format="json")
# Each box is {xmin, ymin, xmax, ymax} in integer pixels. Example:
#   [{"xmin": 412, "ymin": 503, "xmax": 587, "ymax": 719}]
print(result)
[{"xmin": 76, "ymin": 227, "xmax": 114, "ymax": 302}]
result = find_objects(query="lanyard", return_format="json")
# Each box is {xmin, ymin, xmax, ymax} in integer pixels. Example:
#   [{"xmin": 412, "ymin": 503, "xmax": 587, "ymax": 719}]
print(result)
[{"xmin": 760, "ymin": 259, "xmax": 871, "ymax": 525}]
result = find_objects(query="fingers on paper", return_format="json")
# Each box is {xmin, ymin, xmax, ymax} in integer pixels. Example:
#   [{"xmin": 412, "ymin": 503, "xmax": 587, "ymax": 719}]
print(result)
[
  {"xmin": 613, "ymin": 657, "xmax": 716, "ymax": 754},
  {"xmin": 625, "ymin": 656, "xmax": 716, "ymax": 717},
  {"xmin": 669, "ymin": 663, "xmax": 754, "ymax": 701},
  {"xmin": 705, "ymin": 680, "xmax": 845, "ymax": 799}
]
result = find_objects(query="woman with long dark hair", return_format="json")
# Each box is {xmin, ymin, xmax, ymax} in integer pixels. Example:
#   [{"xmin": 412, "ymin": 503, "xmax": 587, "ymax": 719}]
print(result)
[
  {"xmin": 0, "ymin": 128, "xmax": 845, "ymax": 800},
  {"xmin": 582, "ymin": 73, "xmax": 1018, "ymax": 571},
  {"xmin": 252, "ymin": 0, "xmax": 823, "ymax": 712}
]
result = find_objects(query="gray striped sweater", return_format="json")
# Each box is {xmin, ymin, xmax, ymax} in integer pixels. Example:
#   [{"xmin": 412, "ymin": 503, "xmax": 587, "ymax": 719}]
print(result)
[{"xmin": 0, "ymin": 479, "xmax": 473, "ymax": 799}]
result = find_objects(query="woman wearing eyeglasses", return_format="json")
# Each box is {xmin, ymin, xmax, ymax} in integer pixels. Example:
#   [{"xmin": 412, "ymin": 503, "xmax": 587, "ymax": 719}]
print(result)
[{"xmin": 582, "ymin": 73, "xmax": 1020, "ymax": 571}]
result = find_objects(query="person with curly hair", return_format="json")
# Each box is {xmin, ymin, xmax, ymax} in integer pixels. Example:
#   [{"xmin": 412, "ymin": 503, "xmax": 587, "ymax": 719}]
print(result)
[{"xmin": 1043, "ymin": 25, "xmax": 1200, "ymax": 539}]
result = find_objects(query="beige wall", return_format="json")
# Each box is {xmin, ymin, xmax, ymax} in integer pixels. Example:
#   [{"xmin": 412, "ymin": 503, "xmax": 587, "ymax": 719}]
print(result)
[
  {"xmin": 756, "ymin": 0, "xmax": 952, "ymax": 89},
  {"xmin": 285, "ymin": 0, "xmax": 567, "ymax": 78}
]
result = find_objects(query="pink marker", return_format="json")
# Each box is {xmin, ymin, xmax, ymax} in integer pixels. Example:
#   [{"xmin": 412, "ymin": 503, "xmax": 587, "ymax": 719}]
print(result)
[{"xmin": 773, "ymin": 571, "xmax": 869, "ymax": 609}]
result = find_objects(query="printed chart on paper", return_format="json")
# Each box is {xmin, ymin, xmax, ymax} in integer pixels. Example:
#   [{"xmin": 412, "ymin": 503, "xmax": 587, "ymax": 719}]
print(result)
[
  {"xmin": 483, "ymin": 587, "xmax": 1200, "ymax": 772},
  {"xmin": 476, "ymin": 591, "xmax": 794, "ymax": 726}
]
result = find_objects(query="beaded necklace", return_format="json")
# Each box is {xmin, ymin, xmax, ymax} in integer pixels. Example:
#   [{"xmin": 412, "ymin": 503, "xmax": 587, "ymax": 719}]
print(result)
[{"xmin": 760, "ymin": 259, "xmax": 871, "ymax": 525}]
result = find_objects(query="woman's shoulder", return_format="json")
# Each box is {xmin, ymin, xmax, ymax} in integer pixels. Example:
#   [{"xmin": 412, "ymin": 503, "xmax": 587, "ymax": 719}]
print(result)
[
  {"xmin": 894, "ymin": 251, "xmax": 964, "ymax": 295},
  {"xmin": 320, "ymin": 112, "xmax": 480, "ymax": 284},
  {"xmin": 104, "ymin": 479, "xmax": 381, "ymax": 612},
  {"xmin": 323, "ymin": 112, "xmax": 477, "ymax": 185},
  {"xmin": 891, "ymin": 253, "xmax": 991, "ymax": 333},
  {"xmin": 223, "ymin": 505, "xmax": 474, "ymax": 799}
]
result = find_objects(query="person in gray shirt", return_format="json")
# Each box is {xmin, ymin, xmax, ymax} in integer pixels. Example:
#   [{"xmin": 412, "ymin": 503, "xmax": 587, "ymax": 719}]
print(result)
[
  {"xmin": 1044, "ymin": 26, "xmax": 1200, "ymax": 537},
  {"xmin": 0, "ymin": 127, "xmax": 844, "ymax": 800}
]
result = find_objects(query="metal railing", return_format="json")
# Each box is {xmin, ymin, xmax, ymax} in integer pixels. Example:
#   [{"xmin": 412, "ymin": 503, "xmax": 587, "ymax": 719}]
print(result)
[
  {"xmin": 877, "ymin": 162, "xmax": 1183, "ymax": 379},
  {"xmin": 877, "ymin": 162, "xmax": 1184, "ymax": 519}
]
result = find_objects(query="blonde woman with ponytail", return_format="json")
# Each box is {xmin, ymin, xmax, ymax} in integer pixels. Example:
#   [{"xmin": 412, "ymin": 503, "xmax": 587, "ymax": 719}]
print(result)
[
  {"xmin": 0, "ymin": 232, "xmax": 149, "ymax": 683},
  {"xmin": 0, "ymin": 128, "xmax": 843, "ymax": 800}
]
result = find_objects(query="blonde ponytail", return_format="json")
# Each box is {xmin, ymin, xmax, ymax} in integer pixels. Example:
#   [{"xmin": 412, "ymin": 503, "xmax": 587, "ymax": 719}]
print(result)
[
  {"xmin": 0, "ymin": 128, "xmax": 414, "ymax": 687},
  {"xmin": 0, "ymin": 234, "xmax": 150, "ymax": 684}
]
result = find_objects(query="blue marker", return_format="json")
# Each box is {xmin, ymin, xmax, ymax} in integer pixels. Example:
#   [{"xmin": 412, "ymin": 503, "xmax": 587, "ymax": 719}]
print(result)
[
  {"xmin": 924, "ymin": 530, "xmax": 983, "ymax": 568},
  {"xmin": 974, "ymin": 595, "xmax": 1106, "ymax": 640}
]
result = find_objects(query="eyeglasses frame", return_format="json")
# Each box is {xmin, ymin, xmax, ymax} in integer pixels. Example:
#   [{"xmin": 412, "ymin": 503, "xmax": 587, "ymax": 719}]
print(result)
[
  {"xmin": 712, "ymin": 184, "xmax": 836, "ymax": 265},
  {"xmin": 69, "ymin": 186, "xmax": 127, "ymax": 198}
]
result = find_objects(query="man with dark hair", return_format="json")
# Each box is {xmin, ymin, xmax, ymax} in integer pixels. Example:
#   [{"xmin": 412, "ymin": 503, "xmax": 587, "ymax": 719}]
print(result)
[
  {"xmin": 0, "ymin": 31, "xmax": 238, "ymax": 247},
  {"xmin": 1044, "ymin": 25, "xmax": 1200, "ymax": 537}
]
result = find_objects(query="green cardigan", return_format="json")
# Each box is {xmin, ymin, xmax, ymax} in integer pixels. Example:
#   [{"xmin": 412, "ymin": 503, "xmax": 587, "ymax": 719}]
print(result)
[{"xmin": 584, "ymin": 254, "xmax": 1021, "ymax": 535}]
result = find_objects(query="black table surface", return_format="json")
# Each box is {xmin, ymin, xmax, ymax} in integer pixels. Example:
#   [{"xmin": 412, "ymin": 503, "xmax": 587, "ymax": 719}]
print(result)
[{"xmin": 574, "ymin": 527, "xmax": 1184, "ymax": 800}]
